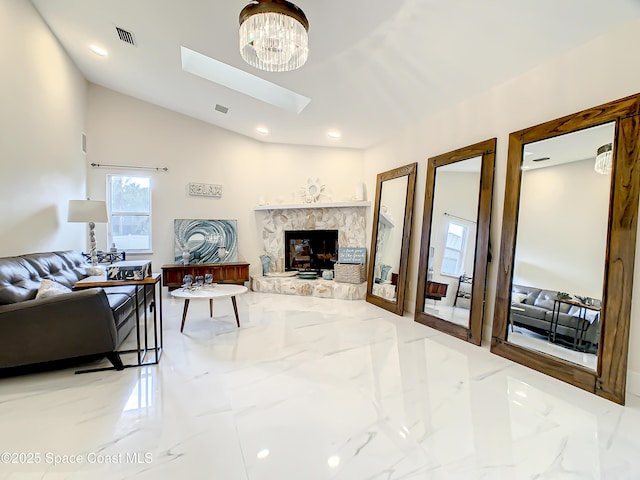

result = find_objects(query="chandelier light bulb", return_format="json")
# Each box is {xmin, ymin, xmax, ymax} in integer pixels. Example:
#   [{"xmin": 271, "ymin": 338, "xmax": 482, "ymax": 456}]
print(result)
[
  {"xmin": 252, "ymin": 16, "xmax": 295, "ymax": 65},
  {"xmin": 239, "ymin": 0, "xmax": 309, "ymax": 72}
]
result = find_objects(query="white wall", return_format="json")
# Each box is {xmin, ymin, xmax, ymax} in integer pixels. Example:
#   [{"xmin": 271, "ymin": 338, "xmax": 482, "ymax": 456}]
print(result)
[
  {"xmin": 0, "ymin": 0, "xmax": 87, "ymax": 256},
  {"xmin": 86, "ymin": 85, "xmax": 365, "ymax": 277},
  {"xmin": 429, "ymin": 171, "xmax": 481, "ymax": 306},
  {"xmin": 376, "ymin": 175, "xmax": 409, "ymax": 277},
  {"xmin": 363, "ymin": 17, "xmax": 640, "ymax": 389},
  {"xmin": 514, "ymin": 159, "xmax": 609, "ymax": 298}
]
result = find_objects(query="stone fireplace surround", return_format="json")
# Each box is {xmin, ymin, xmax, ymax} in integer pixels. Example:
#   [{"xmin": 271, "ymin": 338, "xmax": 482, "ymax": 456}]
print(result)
[{"xmin": 252, "ymin": 202, "xmax": 370, "ymax": 300}]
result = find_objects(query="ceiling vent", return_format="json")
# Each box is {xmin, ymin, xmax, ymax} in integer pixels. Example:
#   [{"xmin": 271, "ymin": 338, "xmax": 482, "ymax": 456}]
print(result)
[
  {"xmin": 214, "ymin": 104, "xmax": 229, "ymax": 114},
  {"xmin": 115, "ymin": 26, "xmax": 136, "ymax": 46}
]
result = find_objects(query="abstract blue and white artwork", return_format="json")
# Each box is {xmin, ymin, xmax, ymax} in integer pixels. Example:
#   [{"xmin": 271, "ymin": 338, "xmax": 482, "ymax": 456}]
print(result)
[{"xmin": 174, "ymin": 219, "xmax": 238, "ymax": 264}]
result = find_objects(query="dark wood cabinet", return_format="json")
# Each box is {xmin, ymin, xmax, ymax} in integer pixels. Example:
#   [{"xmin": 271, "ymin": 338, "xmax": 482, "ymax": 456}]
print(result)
[
  {"xmin": 161, "ymin": 262, "xmax": 250, "ymax": 290},
  {"xmin": 425, "ymin": 281, "xmax": 448, "ymax": 301}
]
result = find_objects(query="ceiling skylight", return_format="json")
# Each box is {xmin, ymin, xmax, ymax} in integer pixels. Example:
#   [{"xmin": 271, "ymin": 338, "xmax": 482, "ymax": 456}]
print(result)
[{"xmin": 181, "ymin": 47, "xmax": 311, "ymax": 114}]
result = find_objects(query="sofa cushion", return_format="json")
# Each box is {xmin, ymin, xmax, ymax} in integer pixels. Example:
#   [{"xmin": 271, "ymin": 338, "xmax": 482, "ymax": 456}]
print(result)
[
  {"xmin": 35, "ymin": 279, "xmax": 72, "ymax": 299},
  {"xmin": 512, "ymin": 292, "xmax": 528, "ymax": 303},
  {"xmin": 533, "ymin": 289, "xmax": 571, "ymax": 312},
  {"xmin": 512, "ymin": 303, "xmax": 549, "ymax": 320},
  {"xmin": 54, "ymin": 251, "xmax": 90, "ymax": 279},
  {"xmin": 104, "ymin": 292, "xmax": 135, "ymax": 330},
  {"xmin": 22, "ymin": 251, "xmax": 87, "ymax": 290},
  {"xmin": 0, "ymin": 257, "xmax": 41, "ymax": 305},
  {"xmin": 512, "ymin": 284, "xmax": 542, "ymax": 304},
  {"xmin": 102, "ymin": 285, "xmax": 137, "ymax": 298}
]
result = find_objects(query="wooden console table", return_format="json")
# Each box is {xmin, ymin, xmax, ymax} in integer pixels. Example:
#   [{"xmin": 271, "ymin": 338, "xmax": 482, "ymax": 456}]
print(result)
[
  {"xmin": 425, "ymin": 281, "xmax": 448, "ymax": 301},
  {"xmin": 161, "ymin": 262, "xmax": 250, "ymax": 290}
]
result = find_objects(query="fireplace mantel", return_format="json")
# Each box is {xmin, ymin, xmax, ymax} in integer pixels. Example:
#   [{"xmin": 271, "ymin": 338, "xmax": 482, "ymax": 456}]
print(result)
[{"xmin": 254, "ymin": 201, "xmax": 370, "ymax": 211}]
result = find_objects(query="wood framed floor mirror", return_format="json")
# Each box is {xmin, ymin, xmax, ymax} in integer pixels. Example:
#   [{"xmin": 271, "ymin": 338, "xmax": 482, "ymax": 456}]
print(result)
[
  {"xmin": 491, "ymin": 93, "xmax": 640, "ymax": 405},
  {"xmin": 414, "ymin": 139, "xmax": 496, "ymax": 345},
  {"xmin": 366, "ymin": 163, "xmax": 417, "ymax": 315}
]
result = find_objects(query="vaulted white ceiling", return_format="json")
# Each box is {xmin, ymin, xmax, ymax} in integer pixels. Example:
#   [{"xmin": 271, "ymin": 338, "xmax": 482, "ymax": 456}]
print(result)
[{"xmin": 31, "ymin": 0, "xmax": 640, "ymax": 149}]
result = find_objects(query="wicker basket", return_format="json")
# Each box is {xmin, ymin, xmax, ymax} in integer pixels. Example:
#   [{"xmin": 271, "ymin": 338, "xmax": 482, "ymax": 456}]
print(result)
[{"xmin": 334, "ymin": 263, "xmax": 367, "ymax": 284}]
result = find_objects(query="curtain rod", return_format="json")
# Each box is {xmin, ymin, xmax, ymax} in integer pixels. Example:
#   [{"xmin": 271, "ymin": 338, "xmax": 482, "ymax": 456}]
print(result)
[
  {"xmin": 444, "ymin": 212, "xmax": 476, "ymax": 224},
  {"xmin": 90, "ymin": 163, "xmax": 168, "ymax": 172}
]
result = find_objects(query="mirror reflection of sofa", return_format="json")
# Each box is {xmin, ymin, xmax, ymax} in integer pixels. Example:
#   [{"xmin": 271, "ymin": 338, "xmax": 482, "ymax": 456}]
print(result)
[{"xmin": 510, "ymin": 284, "xmax": 600, "ymax": 353}]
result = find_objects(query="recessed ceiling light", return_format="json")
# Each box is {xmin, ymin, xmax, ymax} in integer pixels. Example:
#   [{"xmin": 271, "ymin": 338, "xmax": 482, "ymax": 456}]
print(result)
[
  {"xmin": 89, "ymin": 45, "xmax": 108, "ymax": 57},
  {"xmin": 256, "ymin": 126, "xmax": 269, "ymax": 135},
  {"xmin": 327, "ymin": 131, "xmax": 341, "ymax": 139}
]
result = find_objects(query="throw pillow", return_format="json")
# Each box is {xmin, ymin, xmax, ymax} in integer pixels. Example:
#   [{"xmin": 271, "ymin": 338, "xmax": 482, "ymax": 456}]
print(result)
[
  {"xmin": 512, "ymin": 292, "xmax": 528, "ymax": 303},
  {"xmin": 35, "ymin": 279, "xmax": 72, "ymax": 300}
]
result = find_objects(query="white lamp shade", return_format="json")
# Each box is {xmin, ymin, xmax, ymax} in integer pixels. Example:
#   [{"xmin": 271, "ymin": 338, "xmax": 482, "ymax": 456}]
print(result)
[{"xmin": 67, "ymin": 200, "xmax": 108, "ymax": 223}]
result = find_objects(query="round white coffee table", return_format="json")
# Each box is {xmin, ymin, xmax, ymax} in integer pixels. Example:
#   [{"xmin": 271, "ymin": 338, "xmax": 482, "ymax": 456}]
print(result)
[{"xmin": 170, "ymin": 284, "xmax": 248, "ymax": 332}]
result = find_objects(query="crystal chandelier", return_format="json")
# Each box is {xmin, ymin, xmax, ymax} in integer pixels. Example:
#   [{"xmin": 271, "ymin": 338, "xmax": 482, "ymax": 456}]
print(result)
[
  {"xmin": 594, "ymin": 143, "xmax": 613, "ymax": 175},
  {"xmin": 239, "ymin": 0, "xmax": 309, "ymax": 72}
]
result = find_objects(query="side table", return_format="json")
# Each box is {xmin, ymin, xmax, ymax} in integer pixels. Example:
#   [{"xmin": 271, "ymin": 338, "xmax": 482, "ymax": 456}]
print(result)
[
  {"xmin": 550, "ymin": 298, "xmax": 601, "ymax": 350},
  {"xmin": 73, "ymin": 273, "xmax": 162, "ymax": 373}
]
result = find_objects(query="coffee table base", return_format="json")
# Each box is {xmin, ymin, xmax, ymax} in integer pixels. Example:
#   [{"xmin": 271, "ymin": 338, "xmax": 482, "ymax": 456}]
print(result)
[{"xmin": 179, "ymin": 296, "xmax": 241, "ymax": 332}]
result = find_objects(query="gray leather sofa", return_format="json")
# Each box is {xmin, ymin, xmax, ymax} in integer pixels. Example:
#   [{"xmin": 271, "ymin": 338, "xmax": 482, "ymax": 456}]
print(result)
[
  {"xmin": 510, "ymin": 284, "xmax": 600, "ymax": 352},
  {"xmin": 0, "ymin": 250, "xmax": 147, "ymax": 372}
]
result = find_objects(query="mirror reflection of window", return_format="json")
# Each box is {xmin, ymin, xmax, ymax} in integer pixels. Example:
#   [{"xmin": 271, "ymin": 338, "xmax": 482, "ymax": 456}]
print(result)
[{"xmin": 441, "ymin": 221, "xmax": 468, "ymax": 276}]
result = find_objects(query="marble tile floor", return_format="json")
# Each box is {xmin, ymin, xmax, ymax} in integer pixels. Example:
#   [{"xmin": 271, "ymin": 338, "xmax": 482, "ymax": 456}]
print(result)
[
  {"xmin": 507, "ymin": 325, "xmax": 597, "ymax": 371},
  {"xmin": 1, "ymin": 292, "xmax": 640, "ymax": 479},
  {"xmin": 423, "ymin": 305, "xmax": 471, "ymax": 329}
]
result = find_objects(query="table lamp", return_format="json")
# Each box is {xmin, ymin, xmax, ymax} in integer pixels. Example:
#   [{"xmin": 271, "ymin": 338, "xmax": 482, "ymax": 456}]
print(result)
[{"xmin": 68, "ymin": 200, "xmax": 108, "ymax": 267}]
